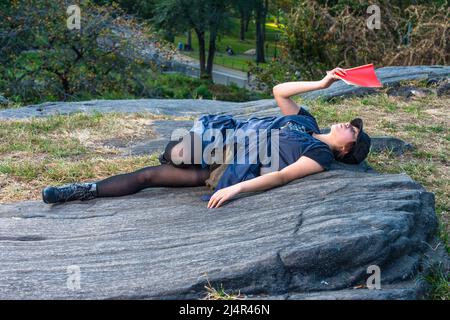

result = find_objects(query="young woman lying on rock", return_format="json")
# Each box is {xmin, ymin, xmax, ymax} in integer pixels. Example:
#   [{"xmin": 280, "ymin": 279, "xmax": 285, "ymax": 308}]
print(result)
[{"xmin": 42, "ymin": 68, "xmax": 371, "ymax": 208}]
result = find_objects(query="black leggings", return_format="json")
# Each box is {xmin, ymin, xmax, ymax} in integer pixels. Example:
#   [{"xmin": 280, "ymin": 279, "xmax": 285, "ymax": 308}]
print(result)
[{"xmin": 96, "ymin": 133, "xmax": 209, "ymax": 197}]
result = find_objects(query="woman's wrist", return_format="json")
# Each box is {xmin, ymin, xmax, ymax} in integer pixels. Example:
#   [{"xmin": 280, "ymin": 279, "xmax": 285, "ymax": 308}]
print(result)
[
  {"xmin": 235, "ymin": 183, "xmax": 244, "ymax": 193},
  {"xmin": 316, "ymin": 80, "xmax": 327, "ymax": 90},
  {"xmin": 318, "ymin": 78, "xmax": 329, "ymax": 89}
]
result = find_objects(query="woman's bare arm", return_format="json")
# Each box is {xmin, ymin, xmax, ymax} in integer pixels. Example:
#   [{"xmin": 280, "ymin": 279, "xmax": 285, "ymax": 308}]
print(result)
[
  {"xmin": 272, "ymin": 67, "xmax": 347, "ymax": 116},
  {"xmin": 238, "ymin": 156, "xmax": 324, "ymax": 193},
  {"xmin": 272, "ymin": 81, "xmax": 325, "ymax": 115},
  {"xmin": 207, "ymin": 157, "xmax": 325, "ymax": 208}
]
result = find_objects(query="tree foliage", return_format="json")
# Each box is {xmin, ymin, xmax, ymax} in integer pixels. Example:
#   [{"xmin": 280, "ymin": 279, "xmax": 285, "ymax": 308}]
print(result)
[
  {"xmin": 0, "ymin": 0, "xmax": 165, "ymax": 103},
  {"xmin": 151, "ymin": 0, "xmax": 233, "ymax": 79},
  {"xmin": 249, "ymin": 0, "xmax": 449, "ymax": 92}
]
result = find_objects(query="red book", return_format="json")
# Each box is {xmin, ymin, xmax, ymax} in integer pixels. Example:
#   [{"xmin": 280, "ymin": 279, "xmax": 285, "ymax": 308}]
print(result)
[{"xmin": 337, "ymin": 63, "xmax": 383, "ymax": 87}]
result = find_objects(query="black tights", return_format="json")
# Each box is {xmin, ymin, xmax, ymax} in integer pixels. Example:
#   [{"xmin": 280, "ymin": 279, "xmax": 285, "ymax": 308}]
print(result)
[
  {"xmin": 96, "ymin": 164, "xmax": 210, "ymax": 197},
  {"xmin": 96, "ymin": 133, "xmax": 209, "ymax": 197}
]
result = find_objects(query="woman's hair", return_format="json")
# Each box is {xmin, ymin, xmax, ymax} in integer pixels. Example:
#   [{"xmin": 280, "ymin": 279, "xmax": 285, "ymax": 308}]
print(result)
[
  {"xmin": 332, "ymin": 141, "xmax": 356, "ymax": 162},
  {"xmin": 330, "ymin": 118, "xmax": 371, "ymax": 165}
]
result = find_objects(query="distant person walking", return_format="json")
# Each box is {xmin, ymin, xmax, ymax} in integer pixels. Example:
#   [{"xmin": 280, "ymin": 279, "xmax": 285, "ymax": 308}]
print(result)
[{"xmin": 226, "ymin": 45, "xmax": 234, "ymax": 56}]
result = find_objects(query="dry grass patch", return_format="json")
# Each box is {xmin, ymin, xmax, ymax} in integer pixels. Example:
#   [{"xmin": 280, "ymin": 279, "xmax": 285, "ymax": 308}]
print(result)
[
  {"xmin": 0, "ymin": 111, "xmax": 193, "ymax": 203},
  {"xmin": 0, "ymin": 154, "xmax": 160, "ymax": 204}
]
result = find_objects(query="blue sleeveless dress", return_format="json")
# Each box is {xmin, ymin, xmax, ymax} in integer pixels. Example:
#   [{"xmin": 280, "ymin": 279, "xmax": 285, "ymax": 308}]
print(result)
[{"xmin": 190, "ymin": 106, "xmax": 334, "ymax": 201}]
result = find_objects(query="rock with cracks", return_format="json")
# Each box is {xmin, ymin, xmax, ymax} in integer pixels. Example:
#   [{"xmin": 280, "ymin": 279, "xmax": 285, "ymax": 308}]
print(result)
[{"xmin": 0, "ymin": 170, "xmax": 442, "ymax": 299}]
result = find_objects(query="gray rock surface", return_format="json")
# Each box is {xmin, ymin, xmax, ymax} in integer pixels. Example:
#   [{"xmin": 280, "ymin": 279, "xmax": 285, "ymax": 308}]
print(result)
[
  {"xmin": 0, "ymin": 98, "xmax": 278, "ymax": 121},
  {"xmin": 386, "ymin": 86, "xmax": 434, "ymax": 99},
  {"xmin": 437, "ymin": 81, "xmax": 450, "ymax": 97},
  {"xmin": 0, "ymin": 170, "xmax": 442, "ymax": 299},
  {"xmin": 369, "ymin": 136, "xmax": 414, "ymax": 156},
  {"xmin": 0, "ymin": 95, "xmax": 10, "ymax": 106}
]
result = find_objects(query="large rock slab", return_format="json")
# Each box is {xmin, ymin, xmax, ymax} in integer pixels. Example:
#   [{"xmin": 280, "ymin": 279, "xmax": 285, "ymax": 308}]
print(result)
[
  {"xmin": 0, "ymin": 169, "xmax": 442, "ymax": 299},
  {"xmin": 0, "ymin": 99, "xmax": 278, "ymax": 120},
  {"xmin": 0, "ymin": 95, "xmax": 10, "ymax": 106}
]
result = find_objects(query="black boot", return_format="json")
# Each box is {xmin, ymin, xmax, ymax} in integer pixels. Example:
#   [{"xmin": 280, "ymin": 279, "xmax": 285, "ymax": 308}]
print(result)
[{"xmin": 42, "ymin": 182, "xmax": 98, "ymax": 204}]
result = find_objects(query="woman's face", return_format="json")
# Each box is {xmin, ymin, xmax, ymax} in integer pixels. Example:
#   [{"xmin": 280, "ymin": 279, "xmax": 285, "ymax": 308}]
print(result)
[{"xmin": 331, "ymin": 122, "xmax": 360, "ymax": 147}]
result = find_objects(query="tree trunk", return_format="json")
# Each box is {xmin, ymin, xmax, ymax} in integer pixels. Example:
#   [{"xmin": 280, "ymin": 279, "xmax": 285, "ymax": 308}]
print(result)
[
  {"xmin": 206, "ymin": 28, "xmax": 217, "ymax": 81},
  {"xmin": 52, "ymin": 70, "xmax": 72, "ymax": 100},
  {"xmin": 195, "ymin": 29, "xmax": 207, "ymax": 79},
  {"xmin": 61, "ymin": 76, "xmax": 71, "ymax": 100},
  {"xmin": 186, "ymin": 29, "xmax": 192, "ymax": 50},
  {"xmin": 255, "ymin": 1, "xmax": 265, "ymax": 64},
  {"xmin": 240, "ymin": 15, "xmax": 245, "ymax": 41},
  {"xmin": 263, "ymin": 0, "xmax": 268, "ymax": 38},
  {"xmin": 245, "ymin": 15, "xmax": 251, "ymax": 32},
  {"xmin": 262, "ymin": 0, "xmax": 268, "ymax": 60}
]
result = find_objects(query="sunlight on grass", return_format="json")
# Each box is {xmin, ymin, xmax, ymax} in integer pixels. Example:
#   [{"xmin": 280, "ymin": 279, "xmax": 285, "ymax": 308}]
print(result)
[
  {"xmin": 202, "ymin": 275, "xmax": 245, "ymax": 300},
  {"xmin": 265, "ymin": 22, "xmax": 285, "ymax": 30},
  {"xmin": 419, "ymin": 262, "xmax": 450, "ymax": 300}
]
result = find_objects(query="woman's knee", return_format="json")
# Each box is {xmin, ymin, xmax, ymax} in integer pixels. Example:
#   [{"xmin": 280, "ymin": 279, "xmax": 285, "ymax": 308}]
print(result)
[
  {"xmin": 133, "ymin": 164, "xmax": 209, "ymax": 187},
  {"xmin": 134, "ymin": 167, "xmax": 155, "ymax": 186},
  {"xmin": 170, "ymin": 143, "xmax": 185, "ymax": 165},
  {"xmin": 164, "ymin": 132, "xmax": 202, "ymax": 166},
  {"xmin": 168, "ymin": 165, "xmax": 210, "ymax": 186}
]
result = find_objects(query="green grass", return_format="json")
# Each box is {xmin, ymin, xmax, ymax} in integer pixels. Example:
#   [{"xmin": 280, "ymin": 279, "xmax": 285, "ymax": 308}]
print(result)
[
  {"xmin": 420, "ymin": 262, "xmax": 450, "ymax": 300},
  {"xmin": 0, "ymin": 161, "xmax": 44, "ymax": 180},
  {"xmin": 302, "ymin": 98, "xmax": 359, "ymax": 125},
  {"xmin": 1, "ymin": 68, "xmax": 268, "ymax": 108},
  {"xmin": 404, "ymin": 124, "xmax": 446, "ymax": 134},
  {"xmin": 174, "ymin": 17, "xmax": 283, "ymax": 72},
  {"xmin": 0, "ymin": 112, "xmax": 106, "ymax": 156},
  {"xmin": 203, "ymin": 276, "xmax": 245, "ymax": 300},
  {"xmin": 379, "ymin": 119, "xmax": 398, "ymax": 131},
  {"xmin": 403, "ymin": 103, "xmax": 424, "ymax": 115},
  {"xmin": 144, "ymin": 73, "xmax": 270, "ymax": 101}
]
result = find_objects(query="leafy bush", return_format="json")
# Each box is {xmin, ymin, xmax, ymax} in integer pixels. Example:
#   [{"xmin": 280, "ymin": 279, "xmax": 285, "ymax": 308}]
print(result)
[
  {"xmin": 142, "ymin": 73, "xmax": 268, "ymax": 101},
  {"xmin": 250, "ymin": 1, "xmax": 449, "ymax": 91},
  {"xmin": 193, "ymin": 84, "xmax": 212, "ymax": 99}
]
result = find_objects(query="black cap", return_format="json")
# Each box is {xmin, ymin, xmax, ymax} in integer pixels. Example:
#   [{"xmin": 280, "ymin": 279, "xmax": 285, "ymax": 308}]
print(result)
[{"xmin": 337, "ymin": 118, "xmax": 371, "ymax": 164}]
